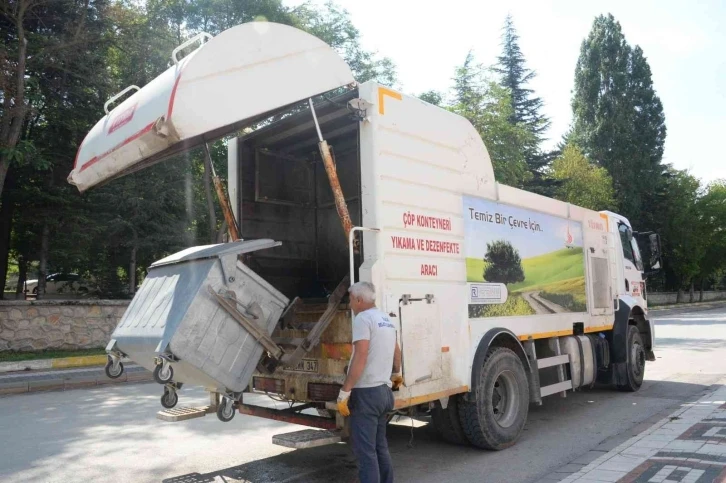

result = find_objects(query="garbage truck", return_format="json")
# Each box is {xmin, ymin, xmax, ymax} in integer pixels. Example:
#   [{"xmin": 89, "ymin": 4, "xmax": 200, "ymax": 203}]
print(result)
[{"xmin": 67, "ymin": 22, "xmax": 663, "ymax": 450}]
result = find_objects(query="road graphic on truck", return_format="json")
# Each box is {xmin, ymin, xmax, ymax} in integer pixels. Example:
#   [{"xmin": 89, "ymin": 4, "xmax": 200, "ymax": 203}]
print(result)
[{"xmin": 463, "ymin": 196, "xmax": 587, "ymax": 318}]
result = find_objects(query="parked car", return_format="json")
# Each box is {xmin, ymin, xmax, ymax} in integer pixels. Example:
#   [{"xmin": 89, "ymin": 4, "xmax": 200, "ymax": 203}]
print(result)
[{"xmin": 25, "ymin": 273, "xmax": 94, "ymax": 297}]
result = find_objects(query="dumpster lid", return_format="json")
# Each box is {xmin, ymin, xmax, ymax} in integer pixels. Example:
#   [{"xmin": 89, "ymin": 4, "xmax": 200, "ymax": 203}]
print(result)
[
  {"xmin": 150, "ymin": 239, "xmax": 281, "ymax": 268},
  {"xmin": 68, "ymin": 22, "xmax": 355, "ymax": 192}
]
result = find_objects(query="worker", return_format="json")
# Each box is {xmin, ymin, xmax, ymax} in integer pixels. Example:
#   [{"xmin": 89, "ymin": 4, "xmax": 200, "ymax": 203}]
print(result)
[{"xmin": 337, "ymin": 281, "xmax": 403, "ymax": 483}]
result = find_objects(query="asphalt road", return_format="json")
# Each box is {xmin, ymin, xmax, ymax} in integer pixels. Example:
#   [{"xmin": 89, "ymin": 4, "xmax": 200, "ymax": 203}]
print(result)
[{"xmin": 0, "ymin": 304, "xmax": 725, "ymax": 483}]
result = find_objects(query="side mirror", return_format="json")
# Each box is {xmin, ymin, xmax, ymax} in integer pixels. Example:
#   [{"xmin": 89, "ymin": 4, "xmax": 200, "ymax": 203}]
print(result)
[
  {"xmin": 648, "ymin": 233, "xmax": 662, "ymax": 272},
  {"xmin": 634, "ymin": 231, "xmax": 663, "ymax": 276}
]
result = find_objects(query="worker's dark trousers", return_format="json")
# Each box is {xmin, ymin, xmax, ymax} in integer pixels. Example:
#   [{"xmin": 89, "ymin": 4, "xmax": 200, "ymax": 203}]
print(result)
[{"xmin": 350, "ymin": 384, "xmax": 395, "ymax": 483}]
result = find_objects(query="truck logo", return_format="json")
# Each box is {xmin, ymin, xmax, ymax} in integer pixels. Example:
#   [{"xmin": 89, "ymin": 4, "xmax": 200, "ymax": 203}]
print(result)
[
  {"xmin": 566, "ymin": 225, "xmax": 574, "ymax": 246},
  {"xmin": 469, "ymin": 283, "xmax": 508, "ymax": 304},
  {"xmin": 108, "ymin": 103, "xmax": 138, "ymax": 134}
]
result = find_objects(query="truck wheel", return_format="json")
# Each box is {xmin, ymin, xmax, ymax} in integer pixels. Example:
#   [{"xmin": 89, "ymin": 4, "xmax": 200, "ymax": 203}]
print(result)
[
  {"xmin": 430, "ymin": 395, "xmax": 468, "ymax": 445},
  {"xmin": 617, "ymin": 325, "xmax": 645, "ymax": 392},
  {"xmin": 459, "ymin": 347, "xmax": 529, "ymax": 450}
]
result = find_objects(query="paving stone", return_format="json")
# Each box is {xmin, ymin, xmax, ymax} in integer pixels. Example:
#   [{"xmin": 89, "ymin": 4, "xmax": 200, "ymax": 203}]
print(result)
[{"xmin": 571, "ymin": 451, "xmax": 609, "ymax": 465}]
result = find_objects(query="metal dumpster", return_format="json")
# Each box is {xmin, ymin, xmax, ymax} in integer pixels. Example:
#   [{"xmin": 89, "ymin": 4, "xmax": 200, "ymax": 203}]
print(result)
[{"xmin": 105, "ymin": 239, "xmax": 289, "ymax": 414}]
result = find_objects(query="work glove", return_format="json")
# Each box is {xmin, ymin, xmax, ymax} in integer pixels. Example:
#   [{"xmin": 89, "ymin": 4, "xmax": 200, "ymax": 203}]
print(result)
[
  {"xmin": 337, "ymin": 389, "xmax": 351, "ymax": 417},
  {"xmin": 391, "ymin": 371, "xmax": 403, "ymax": 390}
]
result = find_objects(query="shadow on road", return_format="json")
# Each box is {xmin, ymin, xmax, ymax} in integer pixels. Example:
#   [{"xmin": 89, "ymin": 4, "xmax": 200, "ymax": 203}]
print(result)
[{"xmin": 160, "ymin": 380, "xmax": 720, "ymax": 483}]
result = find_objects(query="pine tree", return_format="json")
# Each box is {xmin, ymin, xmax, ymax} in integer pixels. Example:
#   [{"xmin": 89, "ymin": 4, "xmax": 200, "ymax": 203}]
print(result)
[
  {"xmin": 494, "ymin": 14, "xmax": 555, "ymax": 195},
  {"xmin": 571, "ymin": 14, "xmax": 666, "ymax": 227}
]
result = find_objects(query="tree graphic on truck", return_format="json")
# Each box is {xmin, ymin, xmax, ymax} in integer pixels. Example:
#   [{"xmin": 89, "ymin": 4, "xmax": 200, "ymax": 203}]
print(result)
[{"xmin": 483, "ymin": 240, "xmax": 526, "ymax": 285}]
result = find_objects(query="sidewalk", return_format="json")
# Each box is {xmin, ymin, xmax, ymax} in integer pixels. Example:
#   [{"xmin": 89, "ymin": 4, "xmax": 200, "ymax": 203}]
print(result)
[
  {"xmin": 550, "ymin": 381, "xmax": 726, "ymax": 483},
  {"xmin": 0, "ymin": 363, "xmax": 153, "ymax": 395}
]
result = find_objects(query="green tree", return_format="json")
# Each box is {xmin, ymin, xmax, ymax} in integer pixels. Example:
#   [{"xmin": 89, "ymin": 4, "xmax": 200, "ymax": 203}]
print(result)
[
  {"xmin": 1, "ymin": 0, "xmax": 402, "ymax": 298},
  {"xmin": 494, "ymin": 15, "xmax": 556, "ymax": 196},
  {"xmin": 1, "ymin": 0, "xmax": 117, "ymax": 297},
  {"xmin": 656, "ymin": 168, "xmax": 703, "ymax": 302},
  {"xmin": 450, "ymin": 52, "xmax": 534, "ymax": 187},
  {"xmin": 483, "ymin": 240, "xmax": 525, "ymax": 285},
  {"xmin": 694, "ymin": 180, "xmax": 726, "ymax": 299},
  {"xmin": 551, "ymin": 144, "xmax": 616, "ymax": 211},
  {"xmin": 418, "ymin": 90, "xmax": 443, "ymax": 106},
  {"xmin": 571, "ymin": 14, "xmax": 666, "ymax": 227}
]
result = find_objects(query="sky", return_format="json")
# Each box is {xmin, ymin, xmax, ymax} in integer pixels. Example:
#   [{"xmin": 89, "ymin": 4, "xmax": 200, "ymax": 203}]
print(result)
[{"xmin": 284, "ymin": 0, "xmax": 726, "ymax": 184}]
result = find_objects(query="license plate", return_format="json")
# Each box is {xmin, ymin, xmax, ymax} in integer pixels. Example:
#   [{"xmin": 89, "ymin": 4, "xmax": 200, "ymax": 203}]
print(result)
[{"xmin": 288, "ymin": 359, "xmax": 318, "ymax": 373}]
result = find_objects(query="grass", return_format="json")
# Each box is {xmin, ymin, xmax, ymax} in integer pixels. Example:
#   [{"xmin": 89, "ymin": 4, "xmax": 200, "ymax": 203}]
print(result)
[
  {"xmin": 467, "ymin": 248, "xmax": 588, "ymax": 315},
  {"xmin": 466, "ymin": 258, "xmax": 488, "ymax": 282},
  {"xmin": 469, "ymin": 295, "xmax": 536, "ymax": 318},
  {"xmin": 509, "ymin": 248, "xmax": 585, "ymax": 292},
  {"xmin": 540, "ymin": 291, "xmax": 587, "ymax": 312},
  {"xmin": 0, "ymin": 348, "xmax": 106, "ymax": 363},
  {"xmin": 466, "ymin": 247, "xmax": 585, "ymax": 289}
]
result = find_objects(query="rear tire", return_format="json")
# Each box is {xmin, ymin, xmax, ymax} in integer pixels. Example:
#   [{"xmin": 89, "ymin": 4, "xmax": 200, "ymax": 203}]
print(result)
[
  {"xmin": 430, "ymin": 395, "xmax": 468, "ymax": 445},
  {"xmin": 458, "ymin": 347, "xmax": 529, "ymax": 450},
  {"xmin": 617, "ymin": 325, "xmax": 645, "ymax": 392}
]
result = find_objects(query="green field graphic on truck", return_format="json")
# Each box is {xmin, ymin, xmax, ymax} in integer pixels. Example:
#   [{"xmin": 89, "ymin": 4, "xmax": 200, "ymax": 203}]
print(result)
[{"xmin": 464, "ymin": 195, "xmax": 587, "ymax": 318}]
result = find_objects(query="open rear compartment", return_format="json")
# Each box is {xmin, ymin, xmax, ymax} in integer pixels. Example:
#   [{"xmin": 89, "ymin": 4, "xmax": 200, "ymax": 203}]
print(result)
[{"xmin": 231, "ymin": 88, "xmax": 362, "ymax": 412}]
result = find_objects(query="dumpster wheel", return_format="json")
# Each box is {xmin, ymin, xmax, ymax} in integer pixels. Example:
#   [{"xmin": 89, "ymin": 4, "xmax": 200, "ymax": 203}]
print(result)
[
  {"xmin": 217, "ymin": 397, "xmax": 236, "ymax": 422},
  {"xmin": 104, "ymin": 357, "xmax": 124, "ymax": 379},
  {"xmin": 153, "ymin": 363, "xmax": 174, "ymax": 384},
  {"xmin": 161, "ymin": 387, "xmax": 178, "ymax": 409}
]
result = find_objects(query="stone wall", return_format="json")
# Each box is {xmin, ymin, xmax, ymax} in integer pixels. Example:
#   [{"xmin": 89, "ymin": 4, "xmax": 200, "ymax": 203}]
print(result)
[
  {"xmin": 648, "ymin": 291, "xmax": 726, "ymax": 306},
  {"xmin": 0, "ymin": 300, "xmax": 129, "ymax": 352}
]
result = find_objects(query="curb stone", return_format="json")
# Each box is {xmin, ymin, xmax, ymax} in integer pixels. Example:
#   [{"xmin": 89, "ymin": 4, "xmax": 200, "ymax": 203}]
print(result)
[
  {"xmin": 649, "ymin": 300, "xmax": 726, "ymax": 311},
  {"xmin": 0, "ymin": 354, "xmax": 130, "ymax": 373},
  {"xmin": 0, "ymin": 365, "xmax": 152, "ymax": 395}
]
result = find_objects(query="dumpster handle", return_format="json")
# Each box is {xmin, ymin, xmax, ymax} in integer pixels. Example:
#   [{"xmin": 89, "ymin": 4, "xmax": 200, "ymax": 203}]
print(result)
[
  {"xmin": 172, "ymin": 32, "xmax": 212, "ymax": 65},
  {"xmin": 348, "ymin": 227, "xmax": 380, "ymax": 287},
  {"xmin": 104, "ymin": 85, "xmax": 140, "ymax": 114}
]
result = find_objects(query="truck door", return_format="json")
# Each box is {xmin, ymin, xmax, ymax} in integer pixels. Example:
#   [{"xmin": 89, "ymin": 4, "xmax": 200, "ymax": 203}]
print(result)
[
  {"xmin": 399, "ymin": 295, "xmax": 442, "ymax": 386},
  {"xmin": 617, "ymin": 222, "xmax": 645, "ymax": 303}
]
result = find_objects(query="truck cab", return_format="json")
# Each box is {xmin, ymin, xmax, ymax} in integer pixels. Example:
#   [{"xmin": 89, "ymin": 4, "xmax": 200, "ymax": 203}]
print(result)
[{"xmin": 602, "ymin": 210, "xmax": 661, "ymax": 378}]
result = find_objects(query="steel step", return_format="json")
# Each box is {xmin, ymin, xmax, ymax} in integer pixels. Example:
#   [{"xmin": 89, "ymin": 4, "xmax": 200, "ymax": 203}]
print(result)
[
  {"xmin": 157, "ymin": 406, "xmax": 214, "ymax": 422},
  {"xmin": 272, "ymin": 429, "xmax": 342, "ymax": 449}
]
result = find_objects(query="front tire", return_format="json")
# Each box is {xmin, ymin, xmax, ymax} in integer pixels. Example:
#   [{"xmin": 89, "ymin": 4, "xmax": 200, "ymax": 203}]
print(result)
[
  {"xmin": 458, "ymin": 347, "xmax": 529, "ymax": 450},
  {"xmin": 617, "ymin": 325, "xmax": 645, "ymax": 392}
]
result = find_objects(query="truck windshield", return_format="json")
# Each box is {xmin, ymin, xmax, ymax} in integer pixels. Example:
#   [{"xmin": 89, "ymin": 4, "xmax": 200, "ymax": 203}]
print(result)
[
  {"xmin": 630, "ymin": 237, "xmax": 644, "ymax": 271},
  {"xmin": 618, "ymin": 223, "xmax": 635, "ymax": 264}
]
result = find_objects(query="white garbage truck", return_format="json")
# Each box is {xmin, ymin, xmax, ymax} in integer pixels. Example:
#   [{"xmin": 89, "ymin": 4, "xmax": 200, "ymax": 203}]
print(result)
[{"xmin": 67, "ymin": 22, "xmax": 663, "ymax": 450}]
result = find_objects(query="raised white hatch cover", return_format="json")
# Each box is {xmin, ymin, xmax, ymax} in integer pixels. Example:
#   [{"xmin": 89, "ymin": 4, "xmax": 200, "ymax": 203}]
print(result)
[{"xmin": 68, "ymin": 22, "xmax": 354, "ymax": 192}]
